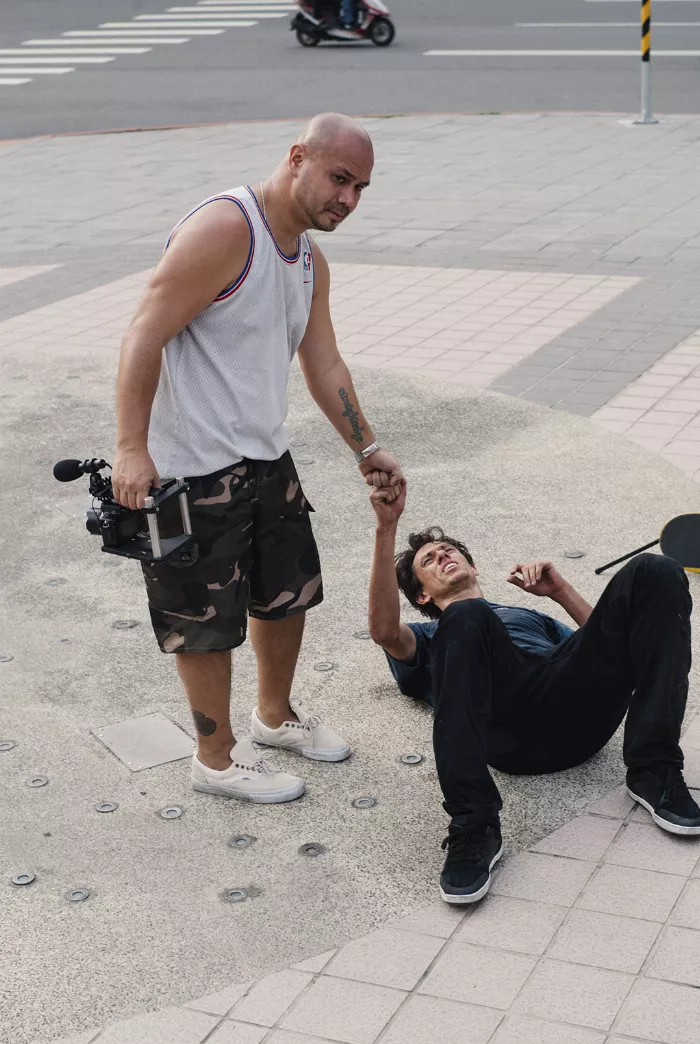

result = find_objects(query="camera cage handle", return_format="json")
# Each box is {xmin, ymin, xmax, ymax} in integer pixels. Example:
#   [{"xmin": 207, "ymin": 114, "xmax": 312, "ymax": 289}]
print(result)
[{"xmin": 143, "ymin": 479, "xmax": 192, "ymax": 560}]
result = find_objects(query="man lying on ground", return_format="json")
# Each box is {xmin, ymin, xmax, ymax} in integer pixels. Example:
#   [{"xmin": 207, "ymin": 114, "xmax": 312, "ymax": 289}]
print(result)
[{"xmin": 368, "ymin": 481, "xmax": 700, "ymax": 905}]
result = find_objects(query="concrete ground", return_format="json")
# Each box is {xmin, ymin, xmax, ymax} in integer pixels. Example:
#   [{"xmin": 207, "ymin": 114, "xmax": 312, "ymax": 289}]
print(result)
[{"xmin": 3, "ymin": 114, "xmax": 700, "ymax": 1044}]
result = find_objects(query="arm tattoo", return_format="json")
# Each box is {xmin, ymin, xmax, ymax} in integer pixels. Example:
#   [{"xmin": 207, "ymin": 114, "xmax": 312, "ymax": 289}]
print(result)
[
  {"xmin": 192, "ymin": 710, "xmax": 217, "ymax": 737},
  {"xmin": 338, "ymin": 387, "xmax": 365, "ymax": 445}
]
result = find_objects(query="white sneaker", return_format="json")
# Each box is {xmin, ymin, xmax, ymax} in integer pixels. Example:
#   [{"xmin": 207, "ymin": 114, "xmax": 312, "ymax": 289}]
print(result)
[
  {"xmin": 250, "ymin": 698, "xmax": 351, "ymax": 763},
  {"xmin": 191, "ymin": 737, "xmax": 305, "ymax": 804}
]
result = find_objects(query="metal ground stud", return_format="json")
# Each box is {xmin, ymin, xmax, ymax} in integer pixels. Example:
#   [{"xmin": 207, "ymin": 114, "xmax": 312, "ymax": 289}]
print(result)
[
  {"xmin": 352, "ymin": 796, "xmax": 376, "ymax": 810},
  {"xmin": 314, "ymin": 662, "xmax": 335, "ymax": 672},
  {"xmin": 0, "ymin": 741, "xmax": 16, "ymax": 752},
  {"xmin": 26, "ymin": 776, "xmax": 49, "ymax": 788},
  {"xmin": 229, "ymin": 835, "xmax": 256, "ymax": 849},
  {"xmin": 564, "ymin": 550, "xmax": 585, "ymax": 559},
  {"xmin": 353, "ymin": 630, "xmax": 371, "ymax": 640},
  {"xmin": 400, "ymin": 753, "xmax": 423, "ymax": 766},
  {"xmin": 113, "ymin": 619, "xmax": 139, "ymax": 630},
  {"xmin": 65, "ymin": 888, "xmax": 90, "ymax": 902},
  {"xmin": 159, "ymin": 806, "xmax": 184, "ymax": 819},
  {"xmin": 0, "ymin": 654, "xmax": 14, "ymax": 663},
  {"xmin": 297, "ymin": 458, "xmax": 315, "ymax": 466},
  {"xmin": 299, "ymin": 842, "xmax": 325, "ymax": 858},
  {"xmin": 222, "ymin": 887, "xmax": 248, "ymax": 903},
  {"xmin": 95, "ymin": 802, "xmax": 118, "ymax": 813},
  {"xmin": 11, "ymin": 872, "xmax": 36, "ymax": 887}
]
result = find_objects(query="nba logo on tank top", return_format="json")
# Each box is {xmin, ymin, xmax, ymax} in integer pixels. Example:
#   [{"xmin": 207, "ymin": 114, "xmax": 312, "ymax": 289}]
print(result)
[{"xmin": 148, "ymin": 185, "xmax": 315, "ymax": 479}]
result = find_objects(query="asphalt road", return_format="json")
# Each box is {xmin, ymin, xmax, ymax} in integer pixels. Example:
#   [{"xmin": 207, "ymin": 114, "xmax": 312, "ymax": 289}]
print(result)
[{"xmin": 1, "ymin": 0, "xmax": 699, "ymax": 138}]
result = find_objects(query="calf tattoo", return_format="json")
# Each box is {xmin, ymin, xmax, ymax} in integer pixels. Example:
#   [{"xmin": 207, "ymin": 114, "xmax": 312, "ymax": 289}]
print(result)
[
  {"xmin": 192, "ymin": 710, "xmax": 217, "ymax": 736},
  {"xmin": 338, "ymin": 387, "xmax": 365, "ymax": 445}
]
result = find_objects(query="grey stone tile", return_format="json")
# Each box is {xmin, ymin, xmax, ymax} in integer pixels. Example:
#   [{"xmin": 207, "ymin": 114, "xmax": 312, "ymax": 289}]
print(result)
[
  {"xmin": 604, "ymin": 823, "xmax": 700, "ymax": 876},
  {"xmin": 546, "ymin": 907, "xmax": 661, "ymax": 973},
  {"xmin": 531, "ymin": 814, "xmax": 621, "ymax": 861},
  {"xmin": 576, "ymin": 863, "xmax": 686, "ymax": 922},
  {"xmin": 230, "ymin": 971, "xmax": 312, "ymax": 1028},
  {"xmin": 186, "ymin": 982, "xmax": 252, "ymax": 1017},
  {"xmin": 616, "ymin": 977, "xmax": 700, "ymax": 1044},
  {"xmin": 646, "ymin": 925, "xmax": 700, "ymax": 987},
  {"xmin": 418, "ymin": 941, "xmax": 536, "ymax": 1009},
  {"xmin": 387, "ymin": 903, "xmax": 466, "ymax": 939},
  {"xmin": 670, "ymin": 878, "xmax": 700, "ymax": 929},
  {"xmin": 97, "ymin": 1007, "xmax": 219, "ymax": 1044},
  {"xmin": 324, "ymin": 928, "xmax": 443, "ymax": 991},
  {"xmin": 454, "ymin": 894, "xmax": 566, "ymax": 955},
  {"xmin": 492, "ymin": 852, "xmax": 596, "ymax": 906},
  {"xmin": 279, "ymin": 977, "xmax": 405, "ymax": 1044},
  {"xmin": 585, "ymin": 786, "xmax": 634, "ymax": 819},
  {"xmin": 491, "ymin": 1016, "xmax": 605, "ymax": 1044},
  {"xmin": 512, "ymin": 960, "xmax": 634, "ymax": 1031},
  {"xmin": 379, "ymin": 995, "xmax": 503, "ymax": 1044},
  {"xmin": 207, "ymin": 1024, "xmax": 267, "ymax": 1044}
]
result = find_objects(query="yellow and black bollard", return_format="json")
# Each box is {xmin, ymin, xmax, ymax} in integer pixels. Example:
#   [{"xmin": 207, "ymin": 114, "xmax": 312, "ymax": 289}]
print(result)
[{"xmin": 635, "ymin": 0, "xmax": 659, "ymax": 124}]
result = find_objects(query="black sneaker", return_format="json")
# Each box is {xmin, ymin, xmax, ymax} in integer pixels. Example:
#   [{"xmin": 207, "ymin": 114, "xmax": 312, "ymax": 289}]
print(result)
[
  {"xmin": 627, "ymin": 765, "xmax": 700, "ymax": 836},
  {"xmin": 439, "ymin": 813, "xmax": 503, "ymax": 905}
]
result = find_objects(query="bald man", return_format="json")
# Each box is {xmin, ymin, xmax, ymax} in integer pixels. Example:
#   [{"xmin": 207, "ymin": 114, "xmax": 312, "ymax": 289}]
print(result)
[{"xmin": 113, "ymin": 113, "xmax": 402, "ymax": 805}]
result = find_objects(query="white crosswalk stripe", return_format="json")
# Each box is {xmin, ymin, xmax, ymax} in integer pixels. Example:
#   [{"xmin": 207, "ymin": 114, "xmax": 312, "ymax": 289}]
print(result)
[
  {"xmin": 0, "ymin": 55, "xmax": 115, "ymax": 63},
  {"xmin": 0, "ymin": 66, "xmax": 74, "ymax": 74},
  {"xmin": 25, "ymin": 38, "xmax": 185, "ymax": 45},
  {"xmin": 5, "ymin": 0, "xmax": 290, "ymax": 88},
  {"xmin": 12, "ymin": 47, "xmax": 152, "ymax": 54}
]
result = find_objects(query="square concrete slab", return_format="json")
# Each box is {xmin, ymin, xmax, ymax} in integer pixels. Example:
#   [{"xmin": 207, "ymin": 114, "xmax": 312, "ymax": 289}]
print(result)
[
  {"xmin": 379, "ymin": 994, "xmax": 503, "ymax": 1044},
  {"xmin": 418, "ymin": 941, "xmax": 536, "ymax": 1010},
  {"xmin": 97, "ymin": 1006, "xmax": 219, "ymax": 1044},
  {"xmin": 530, "ymin": 814, "xmax": 621, "ymax": 861},
  {"xmin": 646, "ymin": 925, "xmax": 700, "ymax": 987},
  {"xmin": 387, "ymin": 902, "xmax": 466, "ymax": 939},
  {"xmin": 512, "ymin": 959, "xmax": 634, "ymax": 1031},
  {"xmin": 490, "ymin": 1015, "xmax": 605, "ymax": 1044},
  {"xmin": 91, "ymin": 711, "xmax": 195, "ymax": 771},
  {"xmin": 267, "ymin": 1033, "xmax": 336, "ymax": 1044},
  {"xmin": 186, "ymin": 982, "xmax": 252, "ymax": 1017},
  {"xmin": 584, "ymin": 786, "xmax": 634, "ymax": 820},
  {"xmin": 230, "ymin": 970, "xmax": 312, "ymax": 1028},
  {"xmin": 604, "ymin": 823, "xmax": 700, "ymax": 877},
  {"xmin": 670, "ymin": 878, "xmax": 700, "ymax": 929},
  {"xmin": 207, "ymin": 1023, "xmax": 267, "ymax": 1044},
  {"xmin": 325, "ymin": 928, "xmax": 444, "ymax": 991},
  {"xmin": 454, "ymin": 895, "xmax": 566, "ymax": 955},
  {"xmin": 279, "ymin": 977, "xmax": 405, "ymax": 1044},
  {"xmin": 575, "ymin": 864, "xmax": 686, "ymax": 923},
  {"xmin": 545, "ymin": 907, "xmax": 661, "ymax": 973},
  {"xmin": 616, "ymin": 977, "xmax": 700, "ymax": 1044},
  {"xmin": 292, "ymin": 951, "xmax": 337, "ymax": 974},
  {"xmin": 491, "ymin": 852, "xmax": 596, "ymax": 906}
]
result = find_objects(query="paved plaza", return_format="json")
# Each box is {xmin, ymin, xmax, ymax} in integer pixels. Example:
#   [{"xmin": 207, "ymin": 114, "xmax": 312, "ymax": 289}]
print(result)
[{"xmin": 3, "ymin": 114, "xmax": 700, "ymax": 1044}]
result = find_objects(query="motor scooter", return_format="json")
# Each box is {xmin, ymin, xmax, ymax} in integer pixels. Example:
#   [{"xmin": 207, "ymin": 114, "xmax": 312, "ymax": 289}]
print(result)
[{"xmin": 291, "ymin": 0, "xmax": 395, "ymax": 47}]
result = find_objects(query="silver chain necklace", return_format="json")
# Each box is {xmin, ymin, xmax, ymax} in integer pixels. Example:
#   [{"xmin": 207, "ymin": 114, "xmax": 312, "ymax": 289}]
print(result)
[{"xmin": 259, "ymin": 180, "xmax": 267, "ymax": 221}]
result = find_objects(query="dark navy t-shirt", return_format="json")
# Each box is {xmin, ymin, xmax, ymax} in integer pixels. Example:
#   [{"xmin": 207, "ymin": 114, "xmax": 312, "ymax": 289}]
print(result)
[{"xmin": 385, "ymin": 599, "xmax": 574, "ymax": 706}]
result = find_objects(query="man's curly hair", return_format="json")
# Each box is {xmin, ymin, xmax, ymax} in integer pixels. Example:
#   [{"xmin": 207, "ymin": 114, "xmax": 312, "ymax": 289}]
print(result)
[{"xmin": 395, "ymin": 526, "xmax": 475, "ymax": 620}]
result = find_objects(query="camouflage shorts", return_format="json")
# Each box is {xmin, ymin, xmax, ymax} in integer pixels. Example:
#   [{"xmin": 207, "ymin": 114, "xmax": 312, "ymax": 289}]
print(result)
[{"xmin": 141, "ymin": 452, "xmax": 323, "ymax": 653}]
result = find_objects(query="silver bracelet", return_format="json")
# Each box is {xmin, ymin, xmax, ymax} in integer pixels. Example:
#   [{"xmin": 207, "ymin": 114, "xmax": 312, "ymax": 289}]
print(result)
[{"xmin": 355, "ymin": 441, "xmax": 379, "ymax": 463}]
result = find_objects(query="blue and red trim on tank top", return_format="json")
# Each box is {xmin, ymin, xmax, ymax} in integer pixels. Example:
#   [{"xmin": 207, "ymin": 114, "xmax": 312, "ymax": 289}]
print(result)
[
  {"xmin": 164, "ymin": 193, "xmax": 256, "ymax": 301},
  {"xmin": 246, "ymin": 184, "xmax": 301, "ymax": 264}
]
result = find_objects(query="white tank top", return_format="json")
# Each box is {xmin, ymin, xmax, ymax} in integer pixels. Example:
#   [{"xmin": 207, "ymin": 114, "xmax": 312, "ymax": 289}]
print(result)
[{"xmin": 147, "ymin": 185, "xmax": 314, "ymax": 478}]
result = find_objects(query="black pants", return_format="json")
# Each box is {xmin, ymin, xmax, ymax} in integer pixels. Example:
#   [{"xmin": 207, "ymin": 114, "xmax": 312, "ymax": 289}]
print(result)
[{"xmin": 431, "ymin": 554, "xmax": 692, "ymax": 820}]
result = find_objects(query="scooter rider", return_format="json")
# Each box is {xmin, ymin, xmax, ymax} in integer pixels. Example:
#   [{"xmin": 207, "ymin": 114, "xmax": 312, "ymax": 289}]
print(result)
[{"xmin": 340, "ymin": 0, "xmax": 358, "ymax": 28}]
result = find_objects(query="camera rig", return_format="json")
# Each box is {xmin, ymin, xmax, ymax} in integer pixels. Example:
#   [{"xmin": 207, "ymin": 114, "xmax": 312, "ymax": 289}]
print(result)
[{"xmin": 53, "ymin": 458, "xmax": 195, "ymax": 564}]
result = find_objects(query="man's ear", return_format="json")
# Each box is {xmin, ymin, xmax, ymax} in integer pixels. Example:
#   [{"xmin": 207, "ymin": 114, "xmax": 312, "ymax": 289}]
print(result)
[
  {"xmin": 288, "ymin": 143, "xmax": 306, "ymax": 177},
  {"xmin": 415, "ymin": 589, "xmax": 430, "ymax": 607}
]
